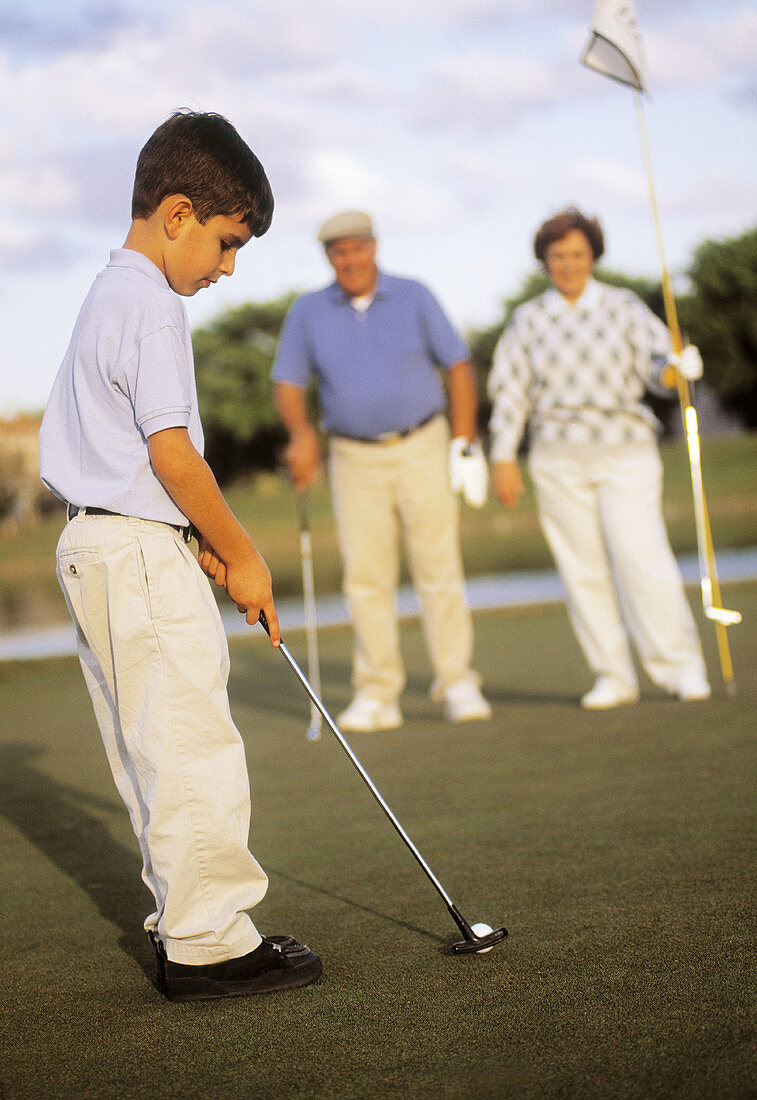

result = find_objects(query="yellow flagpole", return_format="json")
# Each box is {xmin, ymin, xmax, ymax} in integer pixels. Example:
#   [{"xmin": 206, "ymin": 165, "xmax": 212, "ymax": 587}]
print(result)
[{"xmin": 633, "ymin": 91, "xmax": 739, "ymax": 694}]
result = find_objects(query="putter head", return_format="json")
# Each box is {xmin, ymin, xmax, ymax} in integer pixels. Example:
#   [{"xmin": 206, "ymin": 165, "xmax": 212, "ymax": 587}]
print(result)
[
  {"xmin": 451, "ymin": 926, "xmax": 508, "ymax": 955},
  {"xmin": 705, "ymin": 607, "xmax": 742, "ymax": 626}
]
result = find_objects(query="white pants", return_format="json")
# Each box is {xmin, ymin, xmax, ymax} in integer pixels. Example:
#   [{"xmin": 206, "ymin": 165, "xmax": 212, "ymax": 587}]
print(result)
[
  {"xmin": 329, "ymin": 415, "xmax": 479, "ymax": 703},
  {"xmin": 529, "ymin": 442, "xmax": 707, "ymax": 693},
  {"xmin": 56, "ymin": 513, "xmax": 267, "ymax": 964}
]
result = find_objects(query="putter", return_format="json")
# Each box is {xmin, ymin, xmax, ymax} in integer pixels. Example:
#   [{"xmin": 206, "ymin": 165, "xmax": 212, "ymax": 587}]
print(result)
[
  {"xmin": 297, "ymin": 490, "xmax": 323, "ymax": 741},
  {"xmin": 259, "ymin": 611, "xmax": 507, "ymax": 955},
  {"xmin": 684, "ymin": 408, "xmax": 742, "ymax": 627}
]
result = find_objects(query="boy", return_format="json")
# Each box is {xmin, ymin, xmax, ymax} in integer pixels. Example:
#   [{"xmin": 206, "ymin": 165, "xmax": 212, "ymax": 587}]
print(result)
[{"xmin": 39, "ymin": 110, "xmax": 322, "ymax": 1002}]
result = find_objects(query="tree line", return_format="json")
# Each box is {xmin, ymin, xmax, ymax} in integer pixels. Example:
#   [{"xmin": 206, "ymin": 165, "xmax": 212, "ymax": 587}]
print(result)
[{"xmin": 193, "ymin": 226, "xmax": 757, "ymax": 485}]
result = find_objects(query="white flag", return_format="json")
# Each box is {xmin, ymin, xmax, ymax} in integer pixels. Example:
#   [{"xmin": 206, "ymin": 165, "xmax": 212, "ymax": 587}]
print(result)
[{"xmin": 581, "ymin": 0, "xmax": 648, "ymax": 93}]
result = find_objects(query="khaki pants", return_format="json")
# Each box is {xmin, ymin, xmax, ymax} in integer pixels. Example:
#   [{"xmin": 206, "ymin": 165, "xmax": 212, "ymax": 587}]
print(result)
[
  {"xmin": 328, "ymin": 415, "xmax": 479, "ymax": 703},
  {"xmin": 529, "ymin": 441, "xmax": 708, "ymax": 692},
  {"xmin": 56, "ymin": 513, "xmax": 267, "ymax": 964}
]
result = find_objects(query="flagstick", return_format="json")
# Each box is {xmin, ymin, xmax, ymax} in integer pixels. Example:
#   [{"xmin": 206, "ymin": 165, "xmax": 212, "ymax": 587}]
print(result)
[{"xmin": 634, "ymin": 91, "xmax": 739, "ymax": 694}]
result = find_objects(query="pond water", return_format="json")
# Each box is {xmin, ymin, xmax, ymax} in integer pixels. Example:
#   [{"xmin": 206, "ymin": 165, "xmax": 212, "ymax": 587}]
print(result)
[{"xmin": 1, "ymin": 550, "xmax": 755, "ymax": 663}]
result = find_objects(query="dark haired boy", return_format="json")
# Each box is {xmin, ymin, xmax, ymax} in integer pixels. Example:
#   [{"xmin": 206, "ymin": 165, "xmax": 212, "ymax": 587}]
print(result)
[{"xmin": 40, "ymin": 111, "xmax": 322, "ymax": 1001}]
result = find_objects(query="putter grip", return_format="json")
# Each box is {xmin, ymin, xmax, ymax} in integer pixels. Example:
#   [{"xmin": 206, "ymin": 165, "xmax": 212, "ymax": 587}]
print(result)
[{"xmin": 258, "ymin": 610, "xmax": 270, "ymax": 635}]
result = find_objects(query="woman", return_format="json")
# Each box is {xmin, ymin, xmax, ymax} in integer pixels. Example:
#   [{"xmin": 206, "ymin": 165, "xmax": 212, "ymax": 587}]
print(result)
[{"xmin": 488, "ymin": 207, "xmax": 710, "ymax": 708}]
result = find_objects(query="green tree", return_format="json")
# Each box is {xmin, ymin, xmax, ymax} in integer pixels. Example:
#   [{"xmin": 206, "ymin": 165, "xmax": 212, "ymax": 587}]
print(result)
[
  {"xmin": 679, "ymin": 227, "xmax": 757, "ymax": 428},
  {"xmin": 192, "ymin": 293, "xmax": 297, "ymax": 483}
]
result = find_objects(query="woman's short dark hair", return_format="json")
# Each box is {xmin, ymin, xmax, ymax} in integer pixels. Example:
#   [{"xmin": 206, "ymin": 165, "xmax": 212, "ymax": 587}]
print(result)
[
  {"xmin": 533, "ymin": 207, "xmax": 605, "ymax": 263},
  {"xmin": 131, "ymin": 110, "xmax": 274, "ymax": 237}
]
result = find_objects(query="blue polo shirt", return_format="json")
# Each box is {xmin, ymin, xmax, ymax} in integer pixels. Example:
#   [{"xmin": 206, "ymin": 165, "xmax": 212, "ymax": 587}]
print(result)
[{"xmin": 272, "ymin": 272, "xmax": 468, "ymax": 438}]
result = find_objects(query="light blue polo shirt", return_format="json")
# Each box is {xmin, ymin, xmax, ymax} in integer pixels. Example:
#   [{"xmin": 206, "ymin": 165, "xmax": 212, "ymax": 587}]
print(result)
[
  {"xmin": 40, "ymin": 249, "xmax": 203, "ymax": 526},
  {"xmin": 272, "ymin": 272, "xmax": 468, "ymax": 438}
]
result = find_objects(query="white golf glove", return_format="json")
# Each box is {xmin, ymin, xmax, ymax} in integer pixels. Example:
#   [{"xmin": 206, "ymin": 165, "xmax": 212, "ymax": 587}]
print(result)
[
  {"xmin": 449, "ymin": 437, "xmax": 488, "ymax": 508},
  {"xmin": 669, "ymin": 345, "xmax": 703, "ymax": 381}
]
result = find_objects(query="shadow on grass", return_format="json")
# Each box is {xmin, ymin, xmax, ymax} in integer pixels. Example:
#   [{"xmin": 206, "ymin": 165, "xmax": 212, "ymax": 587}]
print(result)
[
  {"xmin": 0, "ymin": 743, "xmax": 460, "ymax": 969},
  {"xmin": 266, "ymin": 863, "xmax": 454, "ymax": 952},
  {"xmin": 229, "ymin": 652, "xmax": 353, "ymax": 719},
  {"xmin": 0, "ymin": 742, "xmax": 158, "ymax": 988},
  {"xmin": 229, "ymin": 645, "xmax": 579, "ymax": 720},
  {"xmin": 462, "ymin": 686, "xmax": 580, "ymax": 707}
]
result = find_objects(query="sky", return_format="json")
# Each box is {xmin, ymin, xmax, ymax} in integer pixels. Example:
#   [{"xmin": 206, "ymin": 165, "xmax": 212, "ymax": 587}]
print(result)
[{"xmin": 1, "ymin": 0, "xmax": 756, "ymax": 415}]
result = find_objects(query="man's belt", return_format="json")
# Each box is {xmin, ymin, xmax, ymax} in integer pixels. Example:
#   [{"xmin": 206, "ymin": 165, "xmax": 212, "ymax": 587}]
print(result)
[
  {"xmin": 334, "ymin": 411, "xmax": 440, "ymax": 444},
  {"xmin": 67, "ymin": 503, "xmax": 194, "ymax": 543}
]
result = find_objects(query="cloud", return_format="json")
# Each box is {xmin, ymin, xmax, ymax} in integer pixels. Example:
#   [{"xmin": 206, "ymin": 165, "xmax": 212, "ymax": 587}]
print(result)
[
  {"xmin": 0, "ymin": 218, "xmax": 33, "ymax": 251},
  {"xmin": 727, "ymin": 82, "xmax": 757, "ymax": 112},
  {"xmin": 173, "ymin": 1, "xmax": 343, "ymax": 79},
  {"xmin": 0, "ymin": 1, "xmax": 154, "ymax": 61},
  {"xmin": 307, "ymin": 149, "xmax": 386, "ymax": 210},
  {"xmin": 566, "ymin": 158, "xmax": 648, "ymax": 207},
  {"xmin": 0, "ymin": 162, "xmax": 78, "ymax": 213},
  {"xmin": 0, "ymin": 216, "xmax": 88, "ymax": 269},
  {"xmin": 441, "ymin": 148, "xmax": 521, "ymax": 210},
  {"xmin": 623, "ymin": 7, "xmax": 757, "ymax": 90},
  {"xmin": 0, "ymin": 0, "xmax": 754, "ymax": 282},
  {"xmin": 0, "ymin": 3, "xmax": 347, "ymax": 144},
  {"xmin": 410, "ymin": 53, "xmax": 574, "ymax": 132},
  {"xmin": 56, "ymin": 142, "xmax": 139, "ymax": 226},
  {"xmin": 663, "ymin": 167, "xmax": 757, "ymax": 224},
  {"xmin": 282, "ymin": 148, "xmax": 458, "ymax": 236}
]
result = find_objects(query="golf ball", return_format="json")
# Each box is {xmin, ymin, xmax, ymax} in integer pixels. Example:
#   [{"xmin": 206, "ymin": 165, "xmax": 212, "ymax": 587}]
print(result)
[{"xmin": 471, "ymin": 922, "xmax": 494, "ymax": 952}]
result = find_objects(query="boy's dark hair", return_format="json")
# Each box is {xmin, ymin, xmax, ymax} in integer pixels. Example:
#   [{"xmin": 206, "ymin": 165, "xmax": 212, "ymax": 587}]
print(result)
[
  {"xmin": 533, "ymin": 206, "xmax": 605, "ymax": 262},
  {"xmin": 131, "ymin": 110, "xmax": 274, "ymax": 237}
]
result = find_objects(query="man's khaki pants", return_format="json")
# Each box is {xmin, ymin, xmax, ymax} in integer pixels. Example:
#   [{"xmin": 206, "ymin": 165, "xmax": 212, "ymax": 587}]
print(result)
[
  {"xmin": 56, "ymin": 513, "xmax": 267, "ymax": 964},
  {"xmin": 328, "ymin": 415, "xmax": 479, "ymax": 703}
]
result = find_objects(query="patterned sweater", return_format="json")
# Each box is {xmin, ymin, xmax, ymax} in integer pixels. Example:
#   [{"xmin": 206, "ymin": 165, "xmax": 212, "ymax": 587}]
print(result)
[{"xmin": 487, "ymin": 279, "xmax": 673, "ymax": 461}]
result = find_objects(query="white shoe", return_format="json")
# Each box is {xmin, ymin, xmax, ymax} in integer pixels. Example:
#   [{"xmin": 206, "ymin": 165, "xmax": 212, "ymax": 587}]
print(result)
[
  {"xmin": 580, "ymin": 676, "xmax": 639, "ymax": 710},
  {"xmin": 337, "ymin": 694, "xmax": 403, "ymax": 733},
  {"xmin": 443, "ymin": 680, "xmax": 492, "ymax": 722},
  {"xmin": 675, "ymin": 674, "xmax": 711, "ymax": 701}
]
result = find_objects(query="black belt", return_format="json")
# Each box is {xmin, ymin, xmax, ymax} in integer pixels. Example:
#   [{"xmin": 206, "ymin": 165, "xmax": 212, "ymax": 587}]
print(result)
[
  {"xmin": 334, "ymin": 411, "xmax": 440, "ymax": 444},
  {"xmin": 67, "ymin": 504, "xmax": 194, "ymax": 543}
]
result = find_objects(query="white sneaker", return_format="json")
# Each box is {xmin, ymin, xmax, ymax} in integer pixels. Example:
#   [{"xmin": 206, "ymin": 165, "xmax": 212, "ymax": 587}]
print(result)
[
  {"xmin": 337, "ymin": 694, "xmax": 403, "ymax": 733},
  {"xmin": 443, "ymin": 680, "xmax": 492, "ymax": 722},
  {"xmin": 675, "ymin": 674, "xmax": 711, "ymax": 701},
  {"xmin": 580, "ymin": 676, "xmax": 639, "ymax": 710}
]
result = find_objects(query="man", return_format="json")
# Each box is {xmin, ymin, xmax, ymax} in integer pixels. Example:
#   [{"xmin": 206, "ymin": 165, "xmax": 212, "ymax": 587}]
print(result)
[{"xmin": 272, "ymin": 209, "xmax": 491, "ymax": 732}]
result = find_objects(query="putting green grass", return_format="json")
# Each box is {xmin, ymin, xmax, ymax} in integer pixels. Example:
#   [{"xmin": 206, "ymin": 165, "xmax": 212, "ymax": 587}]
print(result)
[{"xmin": 1, "ymin": 586, "xmax": 754, "ymax": 1098}]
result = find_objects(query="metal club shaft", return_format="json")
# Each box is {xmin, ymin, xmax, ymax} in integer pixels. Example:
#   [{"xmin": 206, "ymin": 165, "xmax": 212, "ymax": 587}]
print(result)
[
  {"xmin": 257, "ymin": 612, "xmax": 507, "ymax": 953},
  {"xmin": 297, "ymin": 490, "xmax": 323, "ymax": 739}
]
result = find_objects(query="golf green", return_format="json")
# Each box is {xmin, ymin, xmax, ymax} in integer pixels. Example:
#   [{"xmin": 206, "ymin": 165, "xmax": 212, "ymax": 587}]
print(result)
[{"xmin": 1, "ymin": 588, "xmax": 754, "ymax": 1098}]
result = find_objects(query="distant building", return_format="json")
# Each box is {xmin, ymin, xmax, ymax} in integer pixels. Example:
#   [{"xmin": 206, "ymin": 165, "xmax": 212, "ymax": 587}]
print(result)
[{"xmin": 0, "ymin": 415, "xmax": 60, "ymax": 531}]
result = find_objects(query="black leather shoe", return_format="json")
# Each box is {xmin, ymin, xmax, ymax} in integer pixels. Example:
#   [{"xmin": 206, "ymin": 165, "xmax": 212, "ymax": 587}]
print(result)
[{"xmin": 149, "ymin": 931, "xmax": 322, "ymax": 1002}]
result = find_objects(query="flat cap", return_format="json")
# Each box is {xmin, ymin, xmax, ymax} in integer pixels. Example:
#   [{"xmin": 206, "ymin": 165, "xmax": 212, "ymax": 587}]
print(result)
[{"xmin": 317, "ymin": 209, "xmax": 374, "ymax": 246}]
